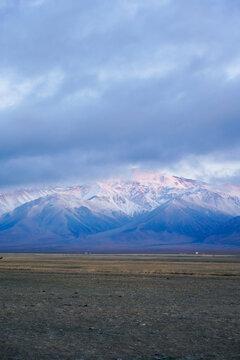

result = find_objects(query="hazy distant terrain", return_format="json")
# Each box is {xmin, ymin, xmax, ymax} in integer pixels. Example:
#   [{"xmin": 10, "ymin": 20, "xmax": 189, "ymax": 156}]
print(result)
[
  {"xmin": 0, "ymin": 254, "xmax": 239, "ymax": 360},
  {"xmin": 0, "ymin": 172, "xmax": 240, "ymax": 251}
]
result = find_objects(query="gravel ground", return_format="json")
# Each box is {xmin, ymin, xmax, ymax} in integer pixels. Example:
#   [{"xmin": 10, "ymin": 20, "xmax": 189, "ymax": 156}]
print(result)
[{"xmin": 0, "ymin": 255, "xmax": 239, "ymax": 360}]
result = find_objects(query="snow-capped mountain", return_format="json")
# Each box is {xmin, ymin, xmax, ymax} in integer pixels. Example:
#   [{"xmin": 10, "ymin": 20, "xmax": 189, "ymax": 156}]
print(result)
[{"xmin": 0, "ymin": 172, "xmax": 240, "ymax": 251}]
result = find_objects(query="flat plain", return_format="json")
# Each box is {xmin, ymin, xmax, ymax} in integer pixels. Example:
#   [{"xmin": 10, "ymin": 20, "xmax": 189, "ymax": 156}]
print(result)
[{"xmin": 0, "ymin": 253, "xmax": 240, "ymax": 360}]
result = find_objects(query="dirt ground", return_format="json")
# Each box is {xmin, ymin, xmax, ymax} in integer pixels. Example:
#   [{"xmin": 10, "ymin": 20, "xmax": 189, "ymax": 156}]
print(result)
[{"xmin": 0, "ymin": 254, "xmax": 239, "ymax": 360}]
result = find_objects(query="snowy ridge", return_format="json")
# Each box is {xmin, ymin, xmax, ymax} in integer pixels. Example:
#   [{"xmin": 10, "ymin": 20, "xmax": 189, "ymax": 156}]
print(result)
[
  {"xmin": 0, "ymin": 172, "xmax": 240, "ymax": 218},
  {"xmin": 0, "ymin": 188, "xmax": 58, "ymax": 216}
]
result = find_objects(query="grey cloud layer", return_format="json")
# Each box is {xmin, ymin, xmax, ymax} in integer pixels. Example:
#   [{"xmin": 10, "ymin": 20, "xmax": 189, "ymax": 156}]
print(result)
[{"xmin": 1, "ymin": 0, "xmax": 240, "ymax": 186}]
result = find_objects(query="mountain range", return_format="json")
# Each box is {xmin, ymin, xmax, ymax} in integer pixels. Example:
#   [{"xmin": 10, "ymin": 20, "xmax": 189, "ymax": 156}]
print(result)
[{"xmin": 0, "ymin": 172, "xmax": 240, "ymax": 252}]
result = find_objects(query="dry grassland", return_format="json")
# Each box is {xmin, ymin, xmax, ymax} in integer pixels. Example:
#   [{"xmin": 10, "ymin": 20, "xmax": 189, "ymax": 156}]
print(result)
[{"xmin": 0, "ymin": 253, "xmax": 240, "ymax": 276}]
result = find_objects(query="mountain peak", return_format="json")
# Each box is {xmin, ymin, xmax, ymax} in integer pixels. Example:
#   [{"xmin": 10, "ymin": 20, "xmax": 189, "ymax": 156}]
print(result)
[{"xmin": 129, "ymin": 170, "xmax": 199, "ymax": 189}]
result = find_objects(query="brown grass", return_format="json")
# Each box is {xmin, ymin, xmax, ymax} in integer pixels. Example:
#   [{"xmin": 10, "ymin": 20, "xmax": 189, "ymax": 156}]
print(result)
[{"xmin": 0, "ymin": 253, "xmax": 240, "ymax": 277}]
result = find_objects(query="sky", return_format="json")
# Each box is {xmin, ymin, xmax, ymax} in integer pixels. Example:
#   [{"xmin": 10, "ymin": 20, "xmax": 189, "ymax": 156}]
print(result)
[{"xmin": 1, "ymin": 0, "xmax": 240, "ymax": 189}]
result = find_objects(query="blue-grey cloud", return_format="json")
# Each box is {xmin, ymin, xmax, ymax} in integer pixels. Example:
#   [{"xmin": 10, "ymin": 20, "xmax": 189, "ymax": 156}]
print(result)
[{"xmin": 1, "ymin": 0, "xmax": 240, "ymax": 187}]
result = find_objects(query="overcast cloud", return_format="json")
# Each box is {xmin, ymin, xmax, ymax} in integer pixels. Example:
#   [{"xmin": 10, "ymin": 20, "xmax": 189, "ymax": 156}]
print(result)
[{"xmin": 1, "ymin": 0, "xmax": 240, "ymax": 188}]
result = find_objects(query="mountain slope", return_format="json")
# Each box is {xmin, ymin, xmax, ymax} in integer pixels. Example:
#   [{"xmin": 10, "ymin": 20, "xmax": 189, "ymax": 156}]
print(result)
[
  {"xmin": 86, "ymin": 199, "xmax": 231, "ymax": 249},
  {"xmin": 0, "ymin": 188, "xmax": 58, "ymax": 216},
  {"xmin": 0, "ymin": 172, "xmax": 240, "ymax": 250},
  {"xmin": 205, "ymin": 216, "xmax": 240, "ymax": 247},
  {"xmin": 0, "ymin": 194, "xmax": 131, "ymax": 249}
]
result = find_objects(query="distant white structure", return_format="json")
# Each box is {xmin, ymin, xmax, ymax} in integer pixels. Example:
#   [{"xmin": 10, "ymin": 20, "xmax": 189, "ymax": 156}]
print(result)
[{"xmin": 195, "ymin": 251, "xmax": 199, "ymax": 255}]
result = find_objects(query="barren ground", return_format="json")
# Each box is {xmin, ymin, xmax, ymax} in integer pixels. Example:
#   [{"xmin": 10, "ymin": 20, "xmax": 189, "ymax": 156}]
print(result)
[{"xmin": 0, "ymin": 254, "xmax": 240, "ymax": 360}]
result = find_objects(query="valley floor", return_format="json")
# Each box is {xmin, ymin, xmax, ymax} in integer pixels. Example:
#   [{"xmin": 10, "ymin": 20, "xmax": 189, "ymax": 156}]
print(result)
[{"xmin": 0, "ymin": 254, "xmax": 240, "ymax": 360}]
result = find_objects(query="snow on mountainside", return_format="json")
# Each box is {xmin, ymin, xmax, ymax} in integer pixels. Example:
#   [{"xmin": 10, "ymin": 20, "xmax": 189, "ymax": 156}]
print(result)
[
  {"xmin": 0, "ymin": 188, "xmax": 59, "ymax": 216},
  {"xmin": 217, "ymin": 184, "xmax": 240, "ymax": 198},
  {"xmin": 0, "ymin": 172, "xmax": 202, "ymax": 217},
  {"xmin": 0, "ymin": 172, "xmax": 240, "ymax": 250}
]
